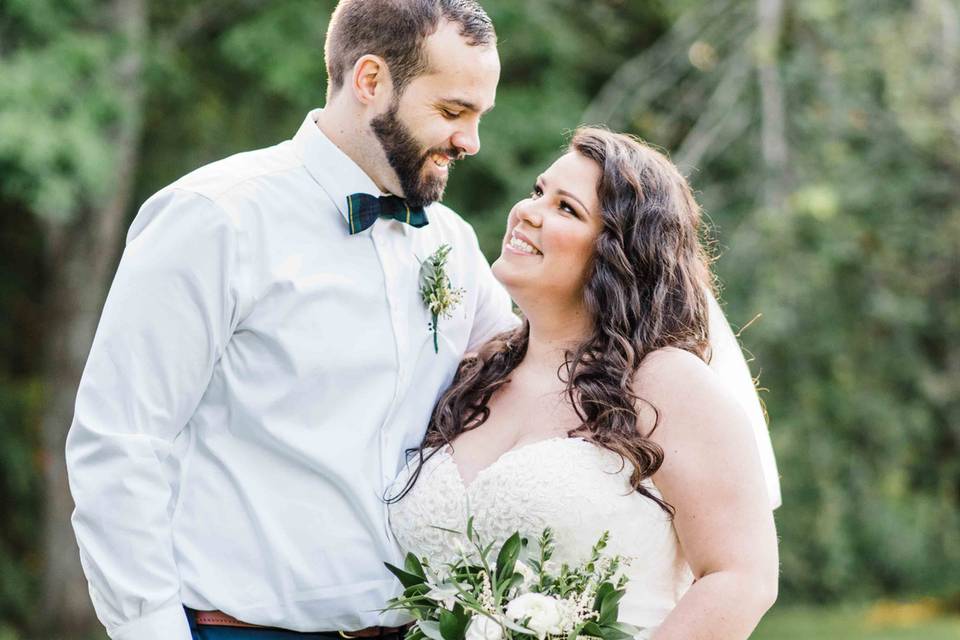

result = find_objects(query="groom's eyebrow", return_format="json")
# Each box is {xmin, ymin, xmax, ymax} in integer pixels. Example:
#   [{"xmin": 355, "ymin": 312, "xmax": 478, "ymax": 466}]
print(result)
[{"xmin": 442, "ymin": 98, "xmax": 495, "ymax": 115}]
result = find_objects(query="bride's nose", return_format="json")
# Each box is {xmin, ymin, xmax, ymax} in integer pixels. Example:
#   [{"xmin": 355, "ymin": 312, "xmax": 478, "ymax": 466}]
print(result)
[{"xmin": 515, "ymin": 199, "xmax": 543, "ymax": 228}]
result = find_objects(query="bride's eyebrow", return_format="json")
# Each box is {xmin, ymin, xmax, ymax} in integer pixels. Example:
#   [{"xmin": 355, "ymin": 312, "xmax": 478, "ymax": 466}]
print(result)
[
  {"xmin": 538, "ymin": 176, "xmax": 589, "ymax": 215},
  {"xmin": 557, "ymin": 188, "xmax": 588, "ymax": 214}
]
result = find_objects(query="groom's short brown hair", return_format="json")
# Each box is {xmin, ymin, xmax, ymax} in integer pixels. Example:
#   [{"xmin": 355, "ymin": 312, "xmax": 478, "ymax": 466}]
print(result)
[{"xmin": 324, "ymin": 0, "xmax": 496, "ymax": 97}]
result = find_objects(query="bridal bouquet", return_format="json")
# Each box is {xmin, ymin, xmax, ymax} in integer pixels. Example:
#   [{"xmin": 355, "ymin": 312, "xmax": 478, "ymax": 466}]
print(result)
[{"xmin": 383, "ymin": 519, "xmax": 640, "ymax": 640}]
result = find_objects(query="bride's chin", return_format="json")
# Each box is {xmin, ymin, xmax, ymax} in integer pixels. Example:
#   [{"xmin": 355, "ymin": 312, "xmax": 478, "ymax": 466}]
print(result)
[{"xmin": 490, "ymin": 260, "xmax": 524, "ymax": 291}]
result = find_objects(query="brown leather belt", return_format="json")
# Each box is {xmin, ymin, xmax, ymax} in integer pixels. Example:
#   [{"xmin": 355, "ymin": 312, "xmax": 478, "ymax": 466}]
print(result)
[{"xmin": 193, "ymin": 609, "xmax": 408, "ymax": 637}]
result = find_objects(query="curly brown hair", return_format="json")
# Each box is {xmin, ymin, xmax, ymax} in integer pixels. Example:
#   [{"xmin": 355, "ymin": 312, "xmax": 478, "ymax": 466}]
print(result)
[{"xmin": 388, "ymin": 127, "xmax": 715, "ymax": 513}]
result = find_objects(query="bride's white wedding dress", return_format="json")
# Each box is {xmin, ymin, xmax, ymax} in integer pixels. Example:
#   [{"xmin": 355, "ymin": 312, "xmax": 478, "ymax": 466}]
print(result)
[{"xmin": 388, "ymin": 436, "xmax": 694, "ymax": 639}]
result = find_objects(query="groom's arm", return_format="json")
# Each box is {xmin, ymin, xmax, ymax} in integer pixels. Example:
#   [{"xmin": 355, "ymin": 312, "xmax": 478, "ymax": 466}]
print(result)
[
  {"xmin": 706, "ymin": 290, "xmax": 782, "ymax": 509},
  {"xmin": 66, "ymin": 189, "xmax": 241, "ymax": 640},
  {"xmin": 463, "ymin": 228, "xmax": 520, "ymax": 352}
]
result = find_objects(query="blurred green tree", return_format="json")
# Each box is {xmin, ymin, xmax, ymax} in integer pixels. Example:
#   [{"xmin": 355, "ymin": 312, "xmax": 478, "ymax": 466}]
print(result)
[
  {"xmin": 1, "ymin": 0, "xmax": 148, "ymax": 632},
  {"xmin": 585, "ymin": 0, "xmax": 960, "ymax": 601},
  {"xmin": 1, "ymin": 0, "xmax": 959, "ymax": 637}
]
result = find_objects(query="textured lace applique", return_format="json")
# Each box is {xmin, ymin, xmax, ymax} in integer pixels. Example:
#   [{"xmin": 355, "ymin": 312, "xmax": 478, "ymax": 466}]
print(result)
[{"xmin": 388, "ymin": 437, "xmax": 694, "ymax": 633}]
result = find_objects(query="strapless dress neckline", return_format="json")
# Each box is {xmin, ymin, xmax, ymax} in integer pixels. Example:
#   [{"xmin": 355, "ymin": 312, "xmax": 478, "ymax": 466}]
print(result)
[
  {"xmin": 388, "ymin": 436, "xmax": 693, "ymax": 638},
  {"xmin": 440, "ymin": 435, "xmax": 590, "ymax": 489}
]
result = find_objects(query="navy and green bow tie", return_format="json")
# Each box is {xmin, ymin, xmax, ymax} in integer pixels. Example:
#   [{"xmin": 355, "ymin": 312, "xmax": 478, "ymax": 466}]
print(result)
[{"xmin": 345, "ymin": 193, "xmax": 429, "ymax": 235}]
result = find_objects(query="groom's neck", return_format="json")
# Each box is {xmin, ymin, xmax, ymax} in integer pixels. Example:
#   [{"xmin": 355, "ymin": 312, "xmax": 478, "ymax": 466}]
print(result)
[{"xmin": 315, "ymin": 101, "xmax": 392, "ymax": 194}]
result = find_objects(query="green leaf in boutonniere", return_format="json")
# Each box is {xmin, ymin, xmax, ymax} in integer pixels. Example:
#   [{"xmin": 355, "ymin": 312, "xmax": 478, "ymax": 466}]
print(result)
[{"xmin": 419, "ymin": 244, "xmax": 465, "ymax": 354}]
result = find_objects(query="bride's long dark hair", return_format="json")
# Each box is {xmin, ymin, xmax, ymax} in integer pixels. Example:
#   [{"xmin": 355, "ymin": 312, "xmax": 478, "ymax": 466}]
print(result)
[{"xmin": 388, "ymin": 127, "xmax": 715, "ymax": 513}]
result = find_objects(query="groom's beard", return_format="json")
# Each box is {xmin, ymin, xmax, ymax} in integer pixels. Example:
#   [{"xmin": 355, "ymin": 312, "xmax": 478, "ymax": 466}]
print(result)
[{"xmin": 371, "ymin": 102, "xmax": 460, "ymax": 208}]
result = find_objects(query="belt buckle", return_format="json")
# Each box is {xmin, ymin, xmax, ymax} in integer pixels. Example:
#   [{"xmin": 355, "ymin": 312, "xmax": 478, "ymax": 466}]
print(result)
[{"xmin": 339, "ymin": 631, "xmax": 363, "ymax": 639}]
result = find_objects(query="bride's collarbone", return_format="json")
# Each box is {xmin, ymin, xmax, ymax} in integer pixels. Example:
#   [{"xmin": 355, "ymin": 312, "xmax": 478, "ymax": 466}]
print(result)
[
  {"xmin": 450, "ymin": 416, "xmax": 581, "ymax": 472},
  {"xmin": 445, "ymin": 428, "xmax": 573, "ymax": 487},
  {"xmin": 446, "ymin": 378, "xmax": 583, "ymax": 466}
]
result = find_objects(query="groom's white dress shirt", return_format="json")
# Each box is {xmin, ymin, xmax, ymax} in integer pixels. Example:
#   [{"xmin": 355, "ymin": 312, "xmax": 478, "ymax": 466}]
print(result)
[
  {"xmin": 66, "ymin": 110, "xmax": 519, "ymax": 640},
  {"xmin": 66, "ymin": 109, "xmax": 780, "ymax": 640}
]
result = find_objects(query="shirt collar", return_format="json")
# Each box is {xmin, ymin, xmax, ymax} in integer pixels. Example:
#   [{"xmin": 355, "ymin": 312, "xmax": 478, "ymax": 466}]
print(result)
[{"xmin": 292, "ymin": 108, "xmax": 383, "ymax": 224}]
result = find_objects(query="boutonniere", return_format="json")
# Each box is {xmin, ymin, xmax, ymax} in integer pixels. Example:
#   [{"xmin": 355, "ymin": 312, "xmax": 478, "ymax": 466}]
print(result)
[{"xmin": 418, "ymin": 244, "xmax": 465, "ymax": 353}]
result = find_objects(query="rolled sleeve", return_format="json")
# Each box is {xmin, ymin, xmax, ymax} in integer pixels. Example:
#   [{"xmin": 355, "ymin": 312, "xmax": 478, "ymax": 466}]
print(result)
[
  {"xmin": 66, "ymin": 188, "xmax": 241, "ymax": 639},
  {"xmin": 108, "ymin": 600, "xmax": 192, "ymax": 640}
]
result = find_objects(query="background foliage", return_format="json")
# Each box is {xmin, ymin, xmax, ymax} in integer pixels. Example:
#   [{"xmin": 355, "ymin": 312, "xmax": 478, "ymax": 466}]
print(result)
[{"xmin": 1, "ymin": 0, "xmax": 958, "ymax": 637}]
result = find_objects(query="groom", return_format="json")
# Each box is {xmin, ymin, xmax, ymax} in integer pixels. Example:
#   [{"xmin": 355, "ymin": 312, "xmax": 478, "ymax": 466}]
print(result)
[
  {"xmin": 66, "ymin": 1, "xmax": 515, "ymax": 639},
  {"xmin": 66, "ymin": 1, "xmax": 779, "ymax": 639}
]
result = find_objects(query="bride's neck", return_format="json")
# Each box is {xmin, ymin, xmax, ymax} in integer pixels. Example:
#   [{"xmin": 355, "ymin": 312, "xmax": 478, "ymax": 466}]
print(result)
[{"xmin": 519, "ymin": 308, "xmax": 594, "ymax": 378}]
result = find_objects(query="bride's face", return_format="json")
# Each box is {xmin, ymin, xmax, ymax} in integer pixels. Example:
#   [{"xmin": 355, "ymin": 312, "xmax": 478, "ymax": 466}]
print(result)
[{"xmin": 492, "ymin": 151, "xmax": 604, "ymax": 308}]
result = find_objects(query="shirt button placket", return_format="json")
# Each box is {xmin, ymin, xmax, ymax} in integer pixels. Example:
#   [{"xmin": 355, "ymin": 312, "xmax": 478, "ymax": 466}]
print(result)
[{"xmin": 372, "ymin": 226, "xmax": 406, "ymax": 508}]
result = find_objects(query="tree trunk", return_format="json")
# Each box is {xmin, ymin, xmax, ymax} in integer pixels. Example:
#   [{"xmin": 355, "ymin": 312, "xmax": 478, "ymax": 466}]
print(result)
[{"xmin": 39, "ymin": 0, "xmax": 147, "ymax": 633}]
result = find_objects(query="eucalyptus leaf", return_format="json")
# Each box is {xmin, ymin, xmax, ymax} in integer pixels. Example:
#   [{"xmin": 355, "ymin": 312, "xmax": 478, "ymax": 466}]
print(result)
[
  {"xmin": 607, "ymin": 622, "xmax": 643, "ymax": 637},
  {"xmin": 581, "ymin": 622, "xmax": 604, "ymax": 638},
  {"xmin": 499, "ymin": 616, "xmax": 536, "ymax": 635},
  {"xmin": 597, "ymin": 624, "xmax": 634, "ymax": 640},
  {"xmin": 438, "ymin": 606, "xmax": 469, "ymax": 640},
  {"xmin": 495, "ymin": 532, "xmax": 523, "ymax": 585},
  {"xmin": 598, "ymin": 587, "xmax": 625, "ymax": 625},
  {"xmin": 405, "ymin": 553, "xmax": 427, "ymax": 579},
  {"xmin": 592, "ymin": 582, "xmax": 615, "ymax": 612},
  {"xmin": 385, "ymin": 561, "xmax": 427, "ymax": 589},
  {"xmin": 417, "ymin": 620, "xmax": 444, "ymax": 640}
]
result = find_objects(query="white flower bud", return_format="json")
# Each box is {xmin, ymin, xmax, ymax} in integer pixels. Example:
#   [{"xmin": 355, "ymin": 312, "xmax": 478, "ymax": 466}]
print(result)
[
  {"xmin": 465, "ymin": 615, "xmax": 504, "ymax": 640},
  {"xmin": 505, "ymin": 593, "xmax": 566, "ymax": 639}
]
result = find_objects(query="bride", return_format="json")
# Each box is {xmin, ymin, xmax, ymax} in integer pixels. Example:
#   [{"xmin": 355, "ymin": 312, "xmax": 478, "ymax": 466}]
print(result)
[{"xmin": 388, "ymin": 127, "xmax": 779, "ymax": 639}]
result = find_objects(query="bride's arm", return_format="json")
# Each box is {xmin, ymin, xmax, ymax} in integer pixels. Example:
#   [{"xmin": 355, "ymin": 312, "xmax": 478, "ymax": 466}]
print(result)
[{"xmin": 634, "ymin": 348, "xmax": 779, "ymax": 640}]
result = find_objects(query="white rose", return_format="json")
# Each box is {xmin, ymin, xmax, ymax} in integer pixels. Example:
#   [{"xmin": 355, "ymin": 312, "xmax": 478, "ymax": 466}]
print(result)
[
  {"xmin": 465, "ymin": 615, "xmax": 504, "ymax": 640},
  {"xmin": 505, "ymin": 593, "xmax": 565, "ymax": 639}
]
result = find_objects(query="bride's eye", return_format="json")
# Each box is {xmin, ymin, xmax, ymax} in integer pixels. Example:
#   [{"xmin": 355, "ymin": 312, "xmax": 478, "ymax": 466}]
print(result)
[{"xmin": 530, "ymin": 185, "xmax": 543, "ymax": 199}]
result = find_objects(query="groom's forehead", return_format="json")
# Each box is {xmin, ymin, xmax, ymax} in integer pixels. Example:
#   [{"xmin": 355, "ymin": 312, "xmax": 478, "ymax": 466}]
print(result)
[{"xmin": 415, "ymin": 25, "xmax": 500, "ymax": 101}]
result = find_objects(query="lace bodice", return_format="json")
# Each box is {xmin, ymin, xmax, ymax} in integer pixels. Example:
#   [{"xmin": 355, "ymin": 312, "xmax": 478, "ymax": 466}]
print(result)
[{"xmin": 388, "ymin": 437, "xmax": 693, "ymax": 637}]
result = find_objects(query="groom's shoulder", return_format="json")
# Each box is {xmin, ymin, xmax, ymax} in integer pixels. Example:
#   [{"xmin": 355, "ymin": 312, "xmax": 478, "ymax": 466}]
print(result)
[
  {"xmin": 129, "ymin": 142, "xmax": 305, "ymax": 242},
  {"xmin": 164, "ymin": 140, "xmax": 303, "ymax": 204}
]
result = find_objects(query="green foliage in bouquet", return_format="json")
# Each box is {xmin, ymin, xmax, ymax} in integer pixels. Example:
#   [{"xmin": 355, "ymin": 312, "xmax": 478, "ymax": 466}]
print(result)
[{"xmin": 383, "ymin": 518, "xmax": 641, "ymax": 640}]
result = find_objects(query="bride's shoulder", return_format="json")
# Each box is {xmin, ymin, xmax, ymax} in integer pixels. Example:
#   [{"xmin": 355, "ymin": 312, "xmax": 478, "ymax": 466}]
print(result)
[
  {"xmin": 635, "ymin": 346, "xmax": 714, "ymax": 390},
  {"xmin": 632, "ymin": 347, "xmax": 747, "ymax": 439}
]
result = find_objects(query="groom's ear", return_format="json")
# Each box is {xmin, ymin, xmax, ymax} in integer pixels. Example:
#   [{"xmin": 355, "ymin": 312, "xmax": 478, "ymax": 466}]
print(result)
[{"xmin": 351, "ymin": 54, "xmax": 392, "ymax": 106}]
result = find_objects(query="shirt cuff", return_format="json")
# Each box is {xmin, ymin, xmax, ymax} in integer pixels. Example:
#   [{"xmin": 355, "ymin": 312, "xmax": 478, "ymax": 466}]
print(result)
[{"xmin": 109, "ymin": 602, "xmax": 192, "ymax": 640}]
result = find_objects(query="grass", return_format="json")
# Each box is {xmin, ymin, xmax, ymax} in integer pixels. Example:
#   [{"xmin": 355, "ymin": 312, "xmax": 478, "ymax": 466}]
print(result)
[{"xmin": 752, "ymin": 600, "xmax": 960, "ymax": 639}]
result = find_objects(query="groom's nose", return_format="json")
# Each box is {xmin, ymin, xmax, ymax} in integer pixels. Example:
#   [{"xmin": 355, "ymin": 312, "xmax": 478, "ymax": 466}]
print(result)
[{"xmin": 451, "ymin": 121, "xmax": 481, "ymax": 157}]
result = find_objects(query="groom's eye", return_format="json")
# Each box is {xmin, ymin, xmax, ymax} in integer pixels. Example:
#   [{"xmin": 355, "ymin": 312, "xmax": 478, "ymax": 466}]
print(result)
[{"xmin": 441, "ymin": 109, "xmax": 461, "ymax": 119}]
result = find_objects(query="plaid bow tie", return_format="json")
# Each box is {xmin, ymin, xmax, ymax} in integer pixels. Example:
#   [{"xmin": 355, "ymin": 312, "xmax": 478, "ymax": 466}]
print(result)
[{"xmin": 345, "ymin": 193, "xmax": 429, "ymax": 235}]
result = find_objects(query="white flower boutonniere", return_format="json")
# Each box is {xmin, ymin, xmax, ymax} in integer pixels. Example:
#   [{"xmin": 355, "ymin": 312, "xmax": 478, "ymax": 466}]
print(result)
[{"xmin": 419, "ymin": 243, "xmax": 465, "ymax": 353}]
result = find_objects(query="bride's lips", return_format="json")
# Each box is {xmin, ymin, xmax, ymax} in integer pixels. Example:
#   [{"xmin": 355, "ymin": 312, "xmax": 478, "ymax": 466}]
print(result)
[{"xmin": 504, "ymin": 227, "xmax": 542, "ymax": 257}]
